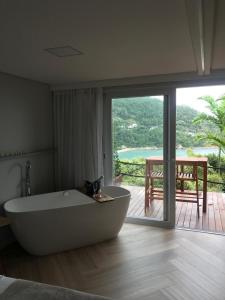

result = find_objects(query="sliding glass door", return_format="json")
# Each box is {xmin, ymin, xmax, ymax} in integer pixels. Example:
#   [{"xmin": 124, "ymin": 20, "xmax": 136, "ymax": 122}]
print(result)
[{"xmin": 104, "ymin": 88, "xmax": 176, "ymax": 228}]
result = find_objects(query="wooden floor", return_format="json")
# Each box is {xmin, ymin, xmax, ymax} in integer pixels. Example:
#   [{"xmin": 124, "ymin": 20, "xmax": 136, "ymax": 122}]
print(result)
[
  {"xmin": 126, "ymin": 185, "xmax": 225, "ymax": 234},
  {"xmin": 2, "ymin": 224, "xmax": 225, "ymax": 299}
]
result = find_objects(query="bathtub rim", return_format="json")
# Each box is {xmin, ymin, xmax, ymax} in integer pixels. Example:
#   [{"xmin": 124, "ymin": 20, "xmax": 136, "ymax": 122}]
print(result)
[{"xmin": 4, "ymin": 186, "xmax": 131, "ymax": 214}]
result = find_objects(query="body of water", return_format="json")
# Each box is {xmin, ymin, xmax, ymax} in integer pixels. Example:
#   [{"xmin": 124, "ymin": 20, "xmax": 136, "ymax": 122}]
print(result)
[{"xmin": 118, "ymin": 147, "xmax": 218, "ymax": 160}]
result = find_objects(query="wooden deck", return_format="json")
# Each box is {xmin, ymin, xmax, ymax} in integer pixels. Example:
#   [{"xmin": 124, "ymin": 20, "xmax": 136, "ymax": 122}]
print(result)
[{"xmin": 125, "ymin": 185, "xmax": 225, "ymax": 234}]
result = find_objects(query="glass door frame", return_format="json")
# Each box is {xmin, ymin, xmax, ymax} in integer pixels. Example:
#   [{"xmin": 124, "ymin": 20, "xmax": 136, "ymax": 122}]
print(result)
[{"xmin": 103, "ymin": 86, "xmax": 176, "ymax": 228}]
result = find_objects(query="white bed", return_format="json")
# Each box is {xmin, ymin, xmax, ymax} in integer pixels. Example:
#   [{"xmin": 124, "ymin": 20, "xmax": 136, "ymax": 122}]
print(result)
[
  {"xmin": 0, "ymin": 276, "xmax": 15, "ymax": 294},
  {"xmin": 0, "ymin": 276, "xmax": 110, "ymax": 299}
]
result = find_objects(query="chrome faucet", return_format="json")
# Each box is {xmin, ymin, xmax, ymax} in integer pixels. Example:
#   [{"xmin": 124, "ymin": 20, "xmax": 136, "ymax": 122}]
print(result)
[{"xmin": 25, "ymin": 160, "xmax": 31, "ymax": 196}]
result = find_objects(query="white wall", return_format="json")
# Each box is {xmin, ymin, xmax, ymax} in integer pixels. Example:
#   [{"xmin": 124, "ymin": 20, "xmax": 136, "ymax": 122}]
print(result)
[{"xmin": 0, "ymin": 72, "xmax": 54, "ymax": 248}]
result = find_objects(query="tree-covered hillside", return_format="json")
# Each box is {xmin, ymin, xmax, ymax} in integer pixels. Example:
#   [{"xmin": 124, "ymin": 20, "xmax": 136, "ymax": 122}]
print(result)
[{"xmin": 112, "ymin": 97, "xmax": 215, "ymax": 150}]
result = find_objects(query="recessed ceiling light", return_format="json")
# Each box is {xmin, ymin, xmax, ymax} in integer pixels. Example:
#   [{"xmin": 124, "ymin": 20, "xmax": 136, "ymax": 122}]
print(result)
[{"xmin": 44, "ymin": 46, "xmax": 83, "ymax": 57}]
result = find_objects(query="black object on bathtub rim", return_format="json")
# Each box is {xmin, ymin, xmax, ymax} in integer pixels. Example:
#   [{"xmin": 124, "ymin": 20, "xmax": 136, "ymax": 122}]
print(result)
[{"xmin": 85, "ymin": 176, "xmax": 104, "ymax": 197}]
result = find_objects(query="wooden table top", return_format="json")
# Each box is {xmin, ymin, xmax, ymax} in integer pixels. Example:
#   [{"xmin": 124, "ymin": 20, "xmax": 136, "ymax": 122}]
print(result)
[{"xmin": 146, "ymin": 156, "xmax": 208, "ymax": 163}]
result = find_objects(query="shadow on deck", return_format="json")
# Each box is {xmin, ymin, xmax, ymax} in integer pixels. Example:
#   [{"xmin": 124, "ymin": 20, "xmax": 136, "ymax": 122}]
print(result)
[{"xmin": 124, "ymin": 185, "xmax": 225, "ymax": 234}]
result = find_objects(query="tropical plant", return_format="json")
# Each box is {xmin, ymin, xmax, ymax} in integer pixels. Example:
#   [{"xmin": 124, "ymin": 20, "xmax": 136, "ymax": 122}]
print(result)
[
  {"xmin": 193, "ymin": 95, "xmax": 225, "ymax": 170},
  {"xmin": 113, "ymin": 151, "xmax": 121, "ymax": 177}
]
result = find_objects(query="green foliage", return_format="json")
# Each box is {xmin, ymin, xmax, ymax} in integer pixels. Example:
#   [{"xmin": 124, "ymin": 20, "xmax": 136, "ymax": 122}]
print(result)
[
  {"xmin": 113, "ymin": 97, "xmax": 163, "ymax": 148},
  {"xmin": 206, "ymin": 153, "xmax": 225, "ymax": 192},
  {"xmin": 207, "ymin": 153, "xmax": 225, "ymax": 170},
  {"xmin": 193, "ymin": 95, "xmax": 225, "ymax": 158},
  {"xmin": 118, "ymin": 158, "xmax": 145, "ymax": 186},
  {"xmin": 186, "ymin": 151, "xmax": 225, "ymax": 192},
  {"xmin": 113, "ymin": 151, "xmax": 121, "ymax": 177},
  {"xmin": 186, "ymin": 148, "xmax": 202, "ymax": 157},
  {"xmin": 113, "ymin": 97, "xmax": 215, "ymax": 149},
  {"xmin": 207, "ymin": 173, "xmax": 223, "ymax": 192}
]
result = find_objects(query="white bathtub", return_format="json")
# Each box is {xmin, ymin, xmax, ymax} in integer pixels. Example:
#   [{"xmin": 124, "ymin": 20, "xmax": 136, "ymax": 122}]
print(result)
[{"xmin": 4, "ymin": 186, "xmax": 130, "ymax": 256}]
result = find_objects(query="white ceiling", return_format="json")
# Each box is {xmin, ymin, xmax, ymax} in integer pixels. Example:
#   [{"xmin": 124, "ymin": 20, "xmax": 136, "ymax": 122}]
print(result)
[
  {"xmin": 212, "ymin": 0, "xmax": 225, "ymax": 70},
  {"xmin": 0, "ymin": 0, "xmax": 223, "ymax": 85}
]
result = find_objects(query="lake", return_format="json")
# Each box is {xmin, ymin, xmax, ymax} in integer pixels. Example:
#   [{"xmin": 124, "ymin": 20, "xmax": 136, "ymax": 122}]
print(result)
[{"xmin": 118, "ymin": 147, "xmax": 218, "ymax": 160}]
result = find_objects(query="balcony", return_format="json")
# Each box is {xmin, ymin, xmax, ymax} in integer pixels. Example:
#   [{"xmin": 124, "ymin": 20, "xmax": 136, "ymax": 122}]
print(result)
[{"xmin": 115, "ymin": 160, "xmax": 225, "ymax": 234}]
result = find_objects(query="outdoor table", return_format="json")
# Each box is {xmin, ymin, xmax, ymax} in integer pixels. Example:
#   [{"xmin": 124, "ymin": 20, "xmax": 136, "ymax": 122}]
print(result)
[{"xmin": 145, "ymin": 157, "xmax": 208, "ymax": 213}]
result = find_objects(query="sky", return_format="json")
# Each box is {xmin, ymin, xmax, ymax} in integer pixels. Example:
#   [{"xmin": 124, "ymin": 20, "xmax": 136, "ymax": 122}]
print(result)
[{"xmin": 176, "ymin": 85, "xmax": 225, "ymax": 113}]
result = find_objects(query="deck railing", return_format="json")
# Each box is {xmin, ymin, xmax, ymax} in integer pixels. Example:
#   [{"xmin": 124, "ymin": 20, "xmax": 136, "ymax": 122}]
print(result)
[{"xmin": 114, "ymin": 160, "xmax": 225, "ymax": 188}]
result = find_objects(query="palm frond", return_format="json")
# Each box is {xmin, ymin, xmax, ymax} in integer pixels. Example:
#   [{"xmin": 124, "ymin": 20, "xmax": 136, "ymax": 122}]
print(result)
[
  {"xmin": 192, "ymin": 95, "xmax": 225, "ymax": 133},
  {"xmin": 193, "ymin": 113, "xmax": 219, "ymax": 125},
  {"xmin": 195, "ymin": 132, "xmax": 225, "ymax": 151},
  {"xmin": 198, "ymin": 95, "xmax": 218, "ymax": 114}
]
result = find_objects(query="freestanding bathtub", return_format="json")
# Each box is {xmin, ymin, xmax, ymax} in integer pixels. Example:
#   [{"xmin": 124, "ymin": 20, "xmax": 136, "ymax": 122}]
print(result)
[{"xmin": 4, "ymin": 186, "xmax": 130, "ymax": 256}]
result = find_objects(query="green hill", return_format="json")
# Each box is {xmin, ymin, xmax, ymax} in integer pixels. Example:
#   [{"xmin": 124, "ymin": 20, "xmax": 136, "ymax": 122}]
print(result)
[{"xmin": 112, "ymin": 97, "xmax": 215, "ymax": 150}]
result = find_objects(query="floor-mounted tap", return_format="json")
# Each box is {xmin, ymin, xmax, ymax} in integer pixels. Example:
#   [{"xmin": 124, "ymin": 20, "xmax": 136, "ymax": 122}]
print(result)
[{"xmin": 25, "ymin": 160, "xmax": 31, "ymax": 196}]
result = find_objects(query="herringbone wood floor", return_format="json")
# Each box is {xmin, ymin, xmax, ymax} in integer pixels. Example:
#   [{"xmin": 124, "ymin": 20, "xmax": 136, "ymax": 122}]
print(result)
[{"xmin": 2, "ymin": 224, "xmax": 225, "ymax": 299}]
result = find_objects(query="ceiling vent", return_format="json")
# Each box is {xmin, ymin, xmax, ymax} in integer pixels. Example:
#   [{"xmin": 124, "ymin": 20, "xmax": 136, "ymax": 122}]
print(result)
[{"xmin": 44, "ymin": 46, "xmax": 83, "ymax": 57}]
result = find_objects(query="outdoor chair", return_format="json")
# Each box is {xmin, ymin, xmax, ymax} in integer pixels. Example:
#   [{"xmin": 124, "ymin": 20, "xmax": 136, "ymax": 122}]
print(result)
[{"xmin": 145, "ymin": 160, "xmax": 200, "ymax": 217}]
